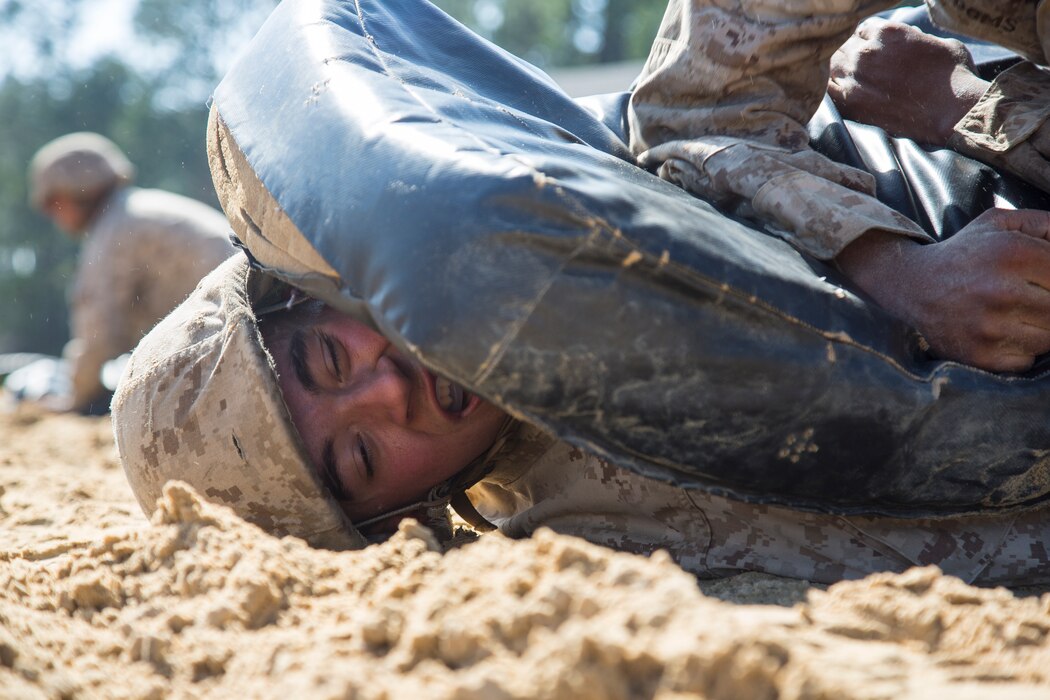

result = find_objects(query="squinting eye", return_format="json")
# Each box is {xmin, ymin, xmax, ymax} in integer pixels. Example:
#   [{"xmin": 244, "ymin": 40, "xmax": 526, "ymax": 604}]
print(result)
[
  {"xmin": 357, "ymin": 437, "xmax": 374, "ymax": 478},
  {"xmin": 322, "ymin": 441, "xmax": 350, "ymax": 500},
  {"xmin": 320, "ymin": 332, "xmax": 343, "ymax": 381}
]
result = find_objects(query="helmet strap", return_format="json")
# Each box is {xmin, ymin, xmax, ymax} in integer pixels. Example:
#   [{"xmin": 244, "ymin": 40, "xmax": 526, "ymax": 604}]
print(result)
[{"xmin": 351, "ymin": 415, "xmax": 519, "ymax": 538}]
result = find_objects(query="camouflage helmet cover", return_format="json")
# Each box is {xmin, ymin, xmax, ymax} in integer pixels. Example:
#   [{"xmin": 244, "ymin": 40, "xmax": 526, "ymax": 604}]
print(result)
[
  {"xmin": 111, "ymin": 253, "xmax": 366, "ymax": 550},
  {"xmin": 28, "ymin": 132, "xmax": 136, "ymax": 210}
]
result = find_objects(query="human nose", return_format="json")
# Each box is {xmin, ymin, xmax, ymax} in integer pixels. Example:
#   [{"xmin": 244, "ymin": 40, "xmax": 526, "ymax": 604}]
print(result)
[{"xmin": 334, "ymin": 357, "xmax": 410, "ymax": 425}]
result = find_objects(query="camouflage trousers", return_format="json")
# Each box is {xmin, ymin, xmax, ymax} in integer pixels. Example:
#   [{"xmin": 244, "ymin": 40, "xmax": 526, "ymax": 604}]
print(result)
[
  {"xmin": 685, "ymin": 489, "xmax": 1050, "ymax": 586},
  {"xmin": 472, "ymin": 432, "xmax": 1050, "ymax": 587}
]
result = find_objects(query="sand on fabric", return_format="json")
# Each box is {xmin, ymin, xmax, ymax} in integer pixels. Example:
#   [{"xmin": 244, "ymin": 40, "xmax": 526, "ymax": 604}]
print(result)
[{"xmin": 1, "ymin": 406, "xmax": 1049, "ymax": 700}]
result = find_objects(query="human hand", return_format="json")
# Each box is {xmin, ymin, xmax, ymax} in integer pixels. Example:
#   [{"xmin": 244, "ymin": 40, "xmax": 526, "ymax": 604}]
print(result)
[
  {"xmin": 836, "ymin": 209, "xmax": 1050, "ymax": 372},
  {"xmin": 828, "ymin": 19, "xmax": 990, "ymax": 147}
]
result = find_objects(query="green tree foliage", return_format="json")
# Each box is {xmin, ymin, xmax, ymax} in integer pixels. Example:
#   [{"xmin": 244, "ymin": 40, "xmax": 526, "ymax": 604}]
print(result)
[
  {"xmin": 0, "ymin": 59, "xmax": 225, "ymax": 354},
  {"xmin": 436, "ymin": 0, "xmax": 664, "ymax": 68},
  {"xmin": 0, "ymin": 0, "xmax": 661, "ymax": 354},
  {"xmin": 0, "ymin": 0, "xmax": 279, "ymax": 354},
  {"xmin": 134, "ymin": 0, "xmax": 281, "ymax": 106}
]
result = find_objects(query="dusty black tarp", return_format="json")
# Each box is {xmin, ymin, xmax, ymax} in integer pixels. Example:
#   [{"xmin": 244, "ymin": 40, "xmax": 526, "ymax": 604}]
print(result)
[{"xmin": 213, "ymin": 0, "xmax": 1050, "ymax": 518}]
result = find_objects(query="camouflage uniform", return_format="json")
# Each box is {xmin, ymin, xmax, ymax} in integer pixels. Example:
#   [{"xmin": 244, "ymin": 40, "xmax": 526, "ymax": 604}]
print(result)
[
  {"xmin": 112, "ymin": 0, "xmax": 1050, "ymax": 585},
  {"xmin": 467, "ymin": 424, "xmax": 1050, "ymax": 585},
  {"xmin": 112, "ymin": 254, "xmax": 366, "ymax": 551},
  {"xmin": 462, "ymin": 0, "xmax": 1050, "ymax": 585},
  {"xmin": 932, "ymin": 1, "xmax": 1050, "ymax": 191},
  {"xmin": 115, "ymin": 249, "xmax": 1050, "ymax": 584},
  {"xmin": 67, "ymin": 186, "xmax": 234, "ymax": 411},
  {"xmin": 630, "ymin": 0, "xmax": 1050, "ymax": 260}
]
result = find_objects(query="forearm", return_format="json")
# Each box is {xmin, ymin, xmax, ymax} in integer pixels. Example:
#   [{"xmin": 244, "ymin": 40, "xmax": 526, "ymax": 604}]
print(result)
[
  {"xmin": 629, "ymin": 0, "xmax": 898, "ymax": 152},
  {"xmin": 834, "ymin": 230, "xmax": 923, "ymax": 326},
  {"xmin": 835, "ymin": 209, "xmax": 1050, "ymax": 372},
  {"xmin": 629, "ymin": 0, "xmax": 931, "ymax": 260},
  {"xmin": 926, "ymin": 0, "xmax": 1050, "ymax": 191},
  {"xmin": 641, "ymin": 138, "xmax": 931, "ymax": 258},
  {"xmin": 67, "ymin": 270, "xmax": 130, "ymax": 411},
  {"xmin": 949, "ymin": 62, "xmax": 1050, "ymax": 193}
]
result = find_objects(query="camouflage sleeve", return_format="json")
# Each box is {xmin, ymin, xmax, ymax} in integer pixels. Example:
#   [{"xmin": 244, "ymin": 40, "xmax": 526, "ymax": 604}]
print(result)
[
  {"xmin": 923, "ymin": 2, "xmax": 1050, "ymax": 192},
  {"xmin": 948, "ymin": 61, "xmax": 1050, "ymax": 193},
  {"xmin": 65, "ymin": 229, "xmax": 137, "ymax": 411},
  {"xmin": 925, "ymin": 0, "xmax": 1048, "ymax": 65},
  {"xmin": 629, "ymin": 0, "xmax": 933, "ymax": 260}
]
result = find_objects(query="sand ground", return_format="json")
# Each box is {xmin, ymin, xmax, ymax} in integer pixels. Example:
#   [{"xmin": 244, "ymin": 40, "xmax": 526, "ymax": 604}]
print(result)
[{"xmin": 2, "ymin": 405, "xmax": 1050, "ymax": 699}]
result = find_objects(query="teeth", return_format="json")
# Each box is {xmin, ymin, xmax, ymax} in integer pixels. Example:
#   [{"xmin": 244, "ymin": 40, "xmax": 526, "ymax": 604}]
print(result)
[
  {"xmin": 435, "ymin": 376, "xmax": 452, "ymax": 410},
  {"xmin": 434, "ymin": 375, "xmax": 467, "ymax": 412}
]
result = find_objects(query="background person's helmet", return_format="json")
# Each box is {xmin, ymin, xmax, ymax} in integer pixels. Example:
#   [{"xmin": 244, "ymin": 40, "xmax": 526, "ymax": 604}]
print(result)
[
  {"xmin": 111, "ymin": 253, "xmax": 367, "ymax": 550},
  {"xmin": 28, "ymin": 132, "xmax": 135, "ymax": 211}
]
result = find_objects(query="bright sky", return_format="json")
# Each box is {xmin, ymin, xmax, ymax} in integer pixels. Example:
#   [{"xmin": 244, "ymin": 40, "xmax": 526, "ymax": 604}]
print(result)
[
  {"xmin": 70, "ymin": 0, "xmax": 139, "ymax": 68},
  {"xmin": 2, "ymin": 0, "xmax": 189, "ymax": 82},
  {"xmin": 1, "ymin": 0, "xmax": 626, "ymax": 98}
]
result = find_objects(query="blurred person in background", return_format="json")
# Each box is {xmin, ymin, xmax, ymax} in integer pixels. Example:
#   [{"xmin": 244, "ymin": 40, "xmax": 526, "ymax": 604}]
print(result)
[{"xmin": 26, "ymin": 132, "xmax": 236, "ymax": 414}]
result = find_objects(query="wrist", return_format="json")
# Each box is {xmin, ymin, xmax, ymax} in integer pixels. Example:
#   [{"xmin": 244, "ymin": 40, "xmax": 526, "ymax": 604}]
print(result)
[
  {"xmin": 837, "ymin": 230, "xmax": 918, "ymax": 281},
  {"xmin": 835, "ymin": 230, "xmax": 923, "ymax": 323},
  {"xmin": 935, "ymin": 69, "xmax": 990, "ymax": 145}
]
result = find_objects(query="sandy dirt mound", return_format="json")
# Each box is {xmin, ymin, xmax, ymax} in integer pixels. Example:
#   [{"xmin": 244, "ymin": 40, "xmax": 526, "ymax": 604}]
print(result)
[{"xmin": 2, "ymin": 407, "xmax": 1050, "ymax": 699}]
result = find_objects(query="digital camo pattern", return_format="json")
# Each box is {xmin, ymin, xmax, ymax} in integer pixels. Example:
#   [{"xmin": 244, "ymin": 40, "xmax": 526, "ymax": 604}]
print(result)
[
  {"xmin": 111, "ymin": 254, "xmax": 365, "ymax": 550},
  {"xmin": 926, "ymin": 0, "xmax": 1050, "ymax": 194},
  {"xmin": 468, "ymin": 426, "xmax": 1050, "ymax": 585},
  {"xmin": 451, "ymin": 0, "xmax": 1050, "ymax": 578},
  {"xmin": 927, "ymin": 0, "xmax": 1048, "ymax": 64},
  {"xmin": 627, "ymin": 0, "xmax": 920, "ymax": 260},
  {"xmin": 109, "ymin": 0, "xmax": 1050, "ymax": 578},
  {"xmin": 638, "ymin": 136, "xmax": 933, "ymax": 259},
  {"xmin": 629, "ymin": 0, "xmax": 1050, "ymax": 255},
  {"xmin": 628, "ymin": 0, "xmax": 898, "ymax": 153},
  {"xmin": 950, "ymin": 61, "xmax": 1050, "ymax": 191},
  {"xmin": 67, "ymin": 187, "xmax": 235, "ymax": 411}
]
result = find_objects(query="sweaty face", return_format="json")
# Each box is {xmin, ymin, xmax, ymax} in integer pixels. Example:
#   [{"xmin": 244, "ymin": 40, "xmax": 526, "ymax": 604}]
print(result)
[{"xmin": 262, "ymin": 304, "xmax": 507, "ymax": 524}]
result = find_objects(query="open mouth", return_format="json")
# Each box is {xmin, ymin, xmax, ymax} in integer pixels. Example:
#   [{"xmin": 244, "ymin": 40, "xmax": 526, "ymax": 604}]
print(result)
[
  {"xmin": 387, "ymin": 351, "xmax": 480, "ymax": 421},
  {"xmin": 434, "ymin": 375, "xmax": 471, "ymax": 413}
]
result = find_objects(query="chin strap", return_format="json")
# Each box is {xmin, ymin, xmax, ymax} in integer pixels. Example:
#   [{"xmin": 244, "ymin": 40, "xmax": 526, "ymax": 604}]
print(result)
[
  {"xmin": 448, "ymin": 491, "xmax": 497, "ymax": 532},
  {"xmin": 353, "ymin": 492, "xmax": 453, "ymax": 530},
  {"xmin": 353, "ymin": 416, "xmax": 520, "ymax": 540},
  {"xmin": 442, "ymin": 415, "xmax": 519, "ymax": 532}
]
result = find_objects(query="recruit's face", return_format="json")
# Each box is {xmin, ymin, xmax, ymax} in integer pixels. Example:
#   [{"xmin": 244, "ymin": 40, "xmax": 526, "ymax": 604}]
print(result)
[
  {"xmin": 264, "ymin": 304, "xmax": 507, "ymax": 523},
  {"xmin": 44, "ymin": 194, "xmax": 91, "ymax": 236}
]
